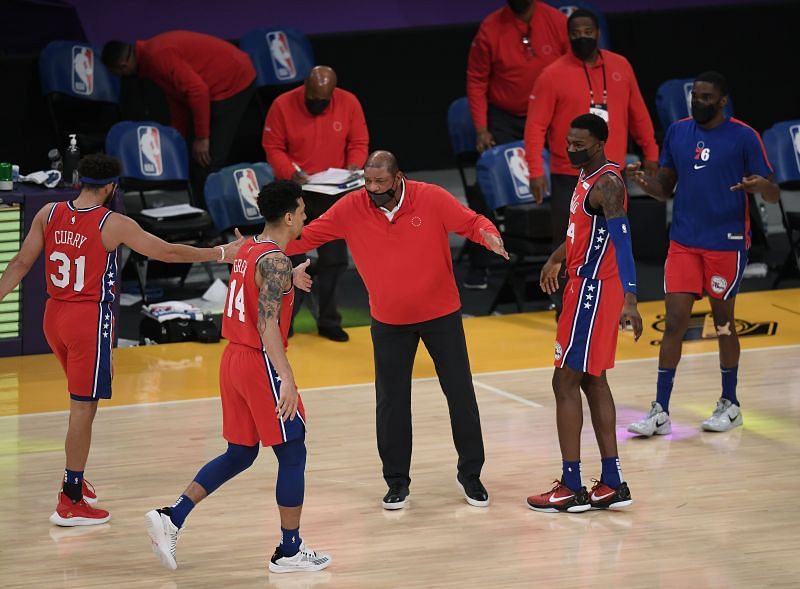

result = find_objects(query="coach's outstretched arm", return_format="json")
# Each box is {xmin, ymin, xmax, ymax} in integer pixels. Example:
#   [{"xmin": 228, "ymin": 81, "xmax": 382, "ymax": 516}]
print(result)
[
  {"xmin": 591, "ymin": 173, "xmax": 643, "ymax": 341},
  {"xmin": 101, "ymin": 214, "xmax": 244, "ymax": 263},
  {"xmin": 256, "ymin": 251, "xmax": 299, "ymax": 422}
]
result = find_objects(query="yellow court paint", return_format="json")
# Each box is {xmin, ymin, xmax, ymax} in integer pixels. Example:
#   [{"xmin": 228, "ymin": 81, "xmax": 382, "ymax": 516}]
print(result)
[{"xmin": 0, "ymin": 288, "xmax": 797, "ymax": 416}]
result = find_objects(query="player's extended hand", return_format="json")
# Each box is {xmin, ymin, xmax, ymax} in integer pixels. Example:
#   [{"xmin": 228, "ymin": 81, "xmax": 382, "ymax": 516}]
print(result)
[
  {"xmin": 730, "ymin": 175, "xmax": 768, "ymax": 193},
  {"xmin": 620, "ymin": 295, "xmax": 643, "ymax": 342},
  {"xmin": 529, "ymin": 175, "xmax": 549, "ymax": 204},
  {"xmin": 625, "ymin": 161, "xmax": 651, "ymax": 190},
  {"xmin": 539, "ymin": 257, "xmax": 561, "ymax": 294},
  {"xmin": 276, "ymin": 379, "xmax": 300, "ymax": 421},
  {"xmin": 292, "ymin": 259, "xmax": 312, "ymax": 292},
  {"xmin": 219, "ymin": 228, "xmax": 246, "ymax": 263},
  {"xmin": 480, "ymin": 229, "xmax": 509, "ymax": 260}
]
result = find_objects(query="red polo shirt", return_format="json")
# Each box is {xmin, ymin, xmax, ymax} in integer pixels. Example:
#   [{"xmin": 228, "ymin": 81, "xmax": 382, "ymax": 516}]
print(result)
[
  {"xmin": 262, "ymin": 86, "xmax": 369, "ymax": 180},
  {"xmin": 524, "ymin": 50, "xmax": 659, "ymax": 177},
  {"xmin": 135, "ymin": 31, "xmax": 256, "ymax": 139},
  {"xmin": 285, "ymin": 180, "xmax": 499, "ymax": 325},
  {"xmin": 467, "ymin": 3, "xmax": 568, "ymax": 130}
]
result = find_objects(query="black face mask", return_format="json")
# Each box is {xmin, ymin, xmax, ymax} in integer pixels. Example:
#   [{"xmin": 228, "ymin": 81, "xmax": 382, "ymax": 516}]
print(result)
[
  {"xmin": 305, "ymin": 98, "xmax": 330, "ymax": 116},
  {"xmin": 691, "ymin": 101, "xmax": 720, "ymax": 125},
  {"xmin": 367, "ymin": 181, "xmax": 397, "ymax": 208},
  {"xmin": 570, "ymin": 37, "xmax": 598, "ymax": 61},
  {"xmin": 568, "ymin": 144, "xmax": 599, "ymax": 167},
  {"xmin": 507, "ymin": 0, "xmax": 532, "ymax": 14}
]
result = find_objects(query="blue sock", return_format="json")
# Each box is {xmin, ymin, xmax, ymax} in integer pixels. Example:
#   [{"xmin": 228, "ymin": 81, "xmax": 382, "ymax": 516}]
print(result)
[
  {"xmin": 601, "ymin": 457, "xmax": 623, "ymax": 489},
  {"xmin": 63, "ymin": 469, "xmax": 84, "ymax": 502},
  {"xmin": 656, "ymin": 367, "xmax": 676, "ymax": 413},
  {"xmin": 169, "ymin": 495, "xmax": 195, "ymax": 529},
  {"xmin": 280, "ymin": 527, "xmax": 302, "ymax": 556},
  {"xmin": 721, "ymin": 366, "xmax": 739, "ymax": 406},
  {"xmin": 562, "ymin": 460, "xmax": 582, "ymax": 491}
]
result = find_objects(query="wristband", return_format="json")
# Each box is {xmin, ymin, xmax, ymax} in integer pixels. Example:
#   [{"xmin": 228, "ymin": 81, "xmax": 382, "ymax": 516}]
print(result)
[{"xmin": 217, "ymin": 245, "xmax": 225, "ymax": 262}]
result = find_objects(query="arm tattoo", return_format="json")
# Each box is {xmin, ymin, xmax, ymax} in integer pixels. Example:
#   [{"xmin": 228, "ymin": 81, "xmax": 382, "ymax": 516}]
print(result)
[
  {"xmin": 593, "ymin": 173, "xmax": 626, "ymax": 219},
  {"xmin": 256, "ymin": 253, "xmax": 293, "ymax": 335}
]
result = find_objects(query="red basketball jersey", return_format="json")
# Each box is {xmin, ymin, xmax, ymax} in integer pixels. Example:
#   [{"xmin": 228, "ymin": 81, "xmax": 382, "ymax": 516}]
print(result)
[
  {"xmin": 43, "ymin": 201, "xmax": 117, "ymax": 303},
  {"xmin": 565, "ymin": 162, "xmax": 628, "ymax": 281},
  {"xmin": 222, "ymin": 237, "xmax": 294, "ymax": 350}
]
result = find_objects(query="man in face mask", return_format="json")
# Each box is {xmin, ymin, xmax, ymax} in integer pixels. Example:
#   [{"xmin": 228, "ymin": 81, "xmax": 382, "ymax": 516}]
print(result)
[
  {"xmin": 262, "ymin": 65, "xmax": 369, "ymax": 342},
  {"xmin": 524, "ymin": 8, "xmax": 658, "ymax": 313},
  {"xmin": 286, "ymin": 150, "xmax": 509, "ymax": 511},
  {"xmin": 464, "ymin": 1, "xmax": 568, "ymax": 289},
  {"xmin": 626, "ymin": 71, "xmax": 779, "ymax": 438}
]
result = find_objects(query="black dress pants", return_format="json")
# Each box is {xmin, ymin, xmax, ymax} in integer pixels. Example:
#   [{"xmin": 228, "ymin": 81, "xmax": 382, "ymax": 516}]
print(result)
[{"xmin": 370, "ymin": 310, "xmax": 485, "ymax": 487}]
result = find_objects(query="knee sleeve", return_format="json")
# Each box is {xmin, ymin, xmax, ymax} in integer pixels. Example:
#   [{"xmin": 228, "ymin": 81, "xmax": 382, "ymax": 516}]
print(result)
[
  {"xmin": 273, "ymin": 437, "xmax": 306, "ymax": 507},
  {"xmin": 194, "ymin": 442, "xmax": 259, "ymax": 495}
]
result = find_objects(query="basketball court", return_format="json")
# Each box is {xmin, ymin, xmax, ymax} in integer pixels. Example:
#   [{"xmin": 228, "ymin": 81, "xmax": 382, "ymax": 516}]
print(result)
[{"xmin": 1, "ymin": 288, "xmax": 799, "ymax": 588}]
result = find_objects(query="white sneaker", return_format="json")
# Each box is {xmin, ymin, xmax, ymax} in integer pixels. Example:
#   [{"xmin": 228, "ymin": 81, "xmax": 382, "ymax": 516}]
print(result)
[
  {"xmin": 145, "ymin": 509, "xmax": 181, "ymax": 570},
  {"xmin": 627, "ymin": 401, "xmax": 671, "ymax": 437},
  {"xmin": 269, "ymin": 542, "xmax": 332, "ymax": 573},
  {"xmin": 702, "ymin": 398, "xmax": 743, "ymax": 432}
]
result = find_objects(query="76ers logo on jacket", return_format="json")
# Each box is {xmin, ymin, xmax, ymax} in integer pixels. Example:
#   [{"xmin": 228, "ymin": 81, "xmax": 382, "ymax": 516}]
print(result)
[
  {"xmin": 137, "ymin": 126, "xmax": 163, "ymax": 176},
  {"xmin": 504, "ymin": 146, "xmax": 531, "ymax": 199},
  {"xmin": 72, "ymin": 46, "xmax": 93, "ymax": 96},
  {"xmin": 266, "ymin": 31, "xmax": 296, "ymax": 81},
  {"xmin": 234, "ymin": 168, "xmax": 263, "ymax": 220}
]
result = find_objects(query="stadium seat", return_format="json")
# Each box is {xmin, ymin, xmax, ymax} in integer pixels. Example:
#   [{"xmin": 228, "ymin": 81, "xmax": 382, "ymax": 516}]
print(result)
[
  {"xmin": 39, "ymin": 40, "xmax": 120, "ymax": 154},
  {"xmin": 239, "ymin": 28, "xmax": 314, "ymax": 88},
  {"xmin": 763, "ymin": 120, "xmax": 800, "ymax": 286},
  {"xmin": 106, "ymin": 121, "xmax": 216, "ymax": 301},
  {"xmin": 204, "ymin": 162, "xmax": 274, "ymax": 234}
]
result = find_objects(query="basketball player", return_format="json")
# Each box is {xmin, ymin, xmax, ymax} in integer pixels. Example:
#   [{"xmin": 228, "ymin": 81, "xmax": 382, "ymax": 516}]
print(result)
[
  {"xmin": 0, "ymin": 154, "xmax": 246, "ymax": 526},
  {"xmin": 526, "ymin": 114, "xmax": 643, "ymax": 513},
  {"xmin": 145, "ymin": 180, "xmax": 331, "ymax": 574},
  {"xmin": 626, "ymin": 72, "xmax": 779, "ymax": 436}
]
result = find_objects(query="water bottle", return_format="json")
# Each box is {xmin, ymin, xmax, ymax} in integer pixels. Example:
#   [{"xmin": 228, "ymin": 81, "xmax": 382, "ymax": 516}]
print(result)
[{"xmin": 63, "ymin": 134, "xmax": 80, "ymax": 189}]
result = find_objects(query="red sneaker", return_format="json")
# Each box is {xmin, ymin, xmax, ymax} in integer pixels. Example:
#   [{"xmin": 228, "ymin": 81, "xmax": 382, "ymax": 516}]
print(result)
[
  {"xmin": 49, "ymin": 492, "xmax": 110, "ymax": 526},
  {"xmin": 82, "ymin": 480, "xmax": 98, "ymax": 505},
  {"xmin": 526, "ymin": 480, "xmax": 591, "ymax": 513},
  {"xmin": 589, "ymin": 480, "xmax": 633, "ymax": 510}
]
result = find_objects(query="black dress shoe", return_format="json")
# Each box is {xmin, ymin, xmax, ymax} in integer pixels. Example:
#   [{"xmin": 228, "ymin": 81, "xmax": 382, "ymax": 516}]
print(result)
[
  {"xmin": 318, "ymin": 326, "xmax": 349, "ymax": 342},
  {"xmin": 382, "ymin": 483, "xmax": 410, "ymax": 510},
  {"xmin": 457, "ymin": 474, "xmax": 490, "ymax": 507}
]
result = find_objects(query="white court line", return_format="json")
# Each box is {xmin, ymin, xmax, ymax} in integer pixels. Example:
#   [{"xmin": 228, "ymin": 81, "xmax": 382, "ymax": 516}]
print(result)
[
  {"xmin": 3, "ymin": 343, "xmax": 798, "ymax": 419},
  {"xmin": 472, "ymin": 379, "xmax": 543, "ymax": 408}
]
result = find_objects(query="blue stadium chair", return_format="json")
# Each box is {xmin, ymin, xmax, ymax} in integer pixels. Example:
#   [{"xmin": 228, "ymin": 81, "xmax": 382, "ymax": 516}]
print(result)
[
  {"xmin": 106, "ymin": 121, "xmax": 215, "ymax": 300},
  {"xmin": 547, "ymin": 1, "xmax": 611, "ymax": 49},
  {"xmin": 39, "ymin": 40, "xmax": 121, "ymax": 153},
  {"xmin": 447, "ymin": 97, "xmax": 479, "ymax": 192},
  {"xmin": 763, "ymin": 120, "xmax": 800, "ymax": 286},
  {"xmin": 204, "ymin": 163, "xmax": 274, "ymax": 234},
  {"xmin": 476, "ymin": 141, "xmax": 553, "ymax": 311},
  {"xmin": 655, "ymin": 77, "xmax": 735, "ymax": 131},
  {"xmin": 239, "ymin": 27, "xmax": 314, "ymax": 88}
]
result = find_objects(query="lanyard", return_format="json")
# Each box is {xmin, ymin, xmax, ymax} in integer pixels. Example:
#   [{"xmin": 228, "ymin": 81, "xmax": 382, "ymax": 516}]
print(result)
[{"xmin": 582, "ymin": 61, "xmax": 607, "ymax": 107}]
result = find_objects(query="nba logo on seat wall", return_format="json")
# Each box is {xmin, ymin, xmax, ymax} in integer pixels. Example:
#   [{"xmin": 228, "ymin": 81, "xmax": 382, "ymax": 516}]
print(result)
[
  {"xmin": 266, "ymin": 31, "xmax": 296, "ymax": 80},
  {"xmin": 504, "ymin": 147, "xmax": 531, "ymax": 199},
  {"xmin": 234, "ymin": 168, "xmax": 262, "ymax": 220},
  {"xmin": 558, "ymin": 5, "xmax": 579, "ymax": 17},
  {"xmin": 72, "ymin": 46, "xmax": 93, "ymax": 96},
  {"xmin": 790, "ymin": 125, "xmax": 800, "ymax": 173},
  {"xmin": 137, "ymin": 126, "xmax": 163, "ymax": 176},
  {"xmin": 683, "ymin": 82, "xmax": 693, "ymax": 116}
]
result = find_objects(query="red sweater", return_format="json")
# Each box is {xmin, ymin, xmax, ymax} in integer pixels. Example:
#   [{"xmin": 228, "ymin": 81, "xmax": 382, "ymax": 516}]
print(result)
[
  {"xmin": 285, "ymin": 180, "xmax": 499, "ymax": 325},
  {"xmin": 524, "ymin": 50, "xmax": 658, "ymax": 177},
  {"xmin": 136, "ymin": 31, "xmax": 256, "ymax": 139},
  {"xmin": 467, "ymin": 3, "xmax": 568, "ymax": 129},
  {"xmin": 263, "ymin": 86, "xmax": 370, "ymax": 180}
]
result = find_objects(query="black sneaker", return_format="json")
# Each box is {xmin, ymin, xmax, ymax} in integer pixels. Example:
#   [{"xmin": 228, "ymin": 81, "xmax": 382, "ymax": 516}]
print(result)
[
  {"xmin": 318, "ymin": 326, "xmax": 349, "ymax": 342},
  {"xmin": 382, "ymin": 483, "xmax": 410, "ymax": 510},
  {"xmin": 457, "ymin": 474, "xmax": 490, "ymax": 507},
  {"xmin": 589, "ymin": 480, "xmax": 633, "ymax": 510},
  {"xmin": 462, "ymin": 268, "xmax": 489, "ymax": 290}
]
